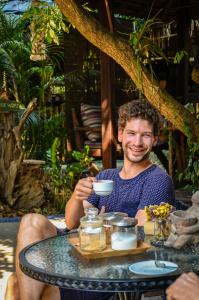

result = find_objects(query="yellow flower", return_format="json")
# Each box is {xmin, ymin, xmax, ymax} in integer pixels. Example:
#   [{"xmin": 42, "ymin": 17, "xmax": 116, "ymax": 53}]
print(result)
[{"xmin": 144, "ymin": 202, "xmax": 174, "ymax": 220}]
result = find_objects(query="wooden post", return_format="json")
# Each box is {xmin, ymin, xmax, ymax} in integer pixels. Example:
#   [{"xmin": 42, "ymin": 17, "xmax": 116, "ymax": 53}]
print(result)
[
  {"xmin": 176, "ymin": 10, "xmax": 190, "ymax": 104},
  {"xmin": 99, "ymin": 0, "xmax": 116, "ymax": 169},
  {"xmin": 168, "ymin": 130, "xmax": 173, "ymax": 178},
  {"xmin": 175, "ymin": 9, "xmax": 190, "ymax": 175}
]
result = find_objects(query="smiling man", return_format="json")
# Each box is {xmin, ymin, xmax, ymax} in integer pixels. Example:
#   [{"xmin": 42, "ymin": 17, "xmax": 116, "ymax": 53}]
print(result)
[{"xmin": 66, "ymin": 99, "xmax": 175, "ymax": 229}]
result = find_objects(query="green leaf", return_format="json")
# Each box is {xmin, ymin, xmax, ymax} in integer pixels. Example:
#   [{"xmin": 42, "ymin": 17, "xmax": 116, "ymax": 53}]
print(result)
[
  {"xmin": 50, "ymin": 20, "xmax": 56, "ymax": 28},
  {"xmin": 173, "ymin": 50, "xmax": 188, "ymax": 64},
  {"xmin": 132, "ymin": 35, "xmax": 138, "ymax": 47},
  {"xmin": 193, "ymin": 161, "xmax": 199, "ymax": 175},
  {"xmin": 178, "ymin": 173, "xmax": 183, "ymax": 182},
  {"xmin": 61, "ymin": 23, "xmax": 69, "ymax": 33},
  {"xmin": 191, "ymin": 173, "xmax": 196, "ymax": 184},
  {"xmin": 184, "ymin": 102, "xmax": 195, "ymax": 113},
  {"xmin": 49, "ymin": 29, "xmax": 56, "ymax": 39}
]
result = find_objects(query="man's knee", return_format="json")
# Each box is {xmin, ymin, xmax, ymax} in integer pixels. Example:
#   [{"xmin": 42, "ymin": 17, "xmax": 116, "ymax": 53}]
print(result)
[
  {"xmin": 18, "ymin": 213, "xmax": 42, "ymax": 235},
  {"xmin": 18, "ymin": 213, "xmax": 56, "ymax": 243}
]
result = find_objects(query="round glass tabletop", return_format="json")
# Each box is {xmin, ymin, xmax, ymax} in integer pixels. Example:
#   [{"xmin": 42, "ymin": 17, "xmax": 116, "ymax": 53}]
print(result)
[{"xmin": 19, "ymin": 232, "xmax": 199, "ymax": 292}]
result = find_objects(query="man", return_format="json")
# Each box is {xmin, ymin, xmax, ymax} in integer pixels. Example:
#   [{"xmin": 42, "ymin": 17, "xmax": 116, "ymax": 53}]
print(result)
[
  {"xmin": 6, "ymin": 99, "xmax": 175, "ymax": 300},
  {"xmin": 66, "ymin": 99, "xmax": 175, "ymax": 229},
  {"xmin": 166, "ymin": 272, "xmax": 199, "ymax": 300}
]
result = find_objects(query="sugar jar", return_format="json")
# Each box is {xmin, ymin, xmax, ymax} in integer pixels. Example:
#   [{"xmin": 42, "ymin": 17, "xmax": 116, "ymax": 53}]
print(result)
[
  {"xmin": 100, "ymin": 212, "xmax": 128, "ymax": 244},
  {"xmin": 79, "ymin": 207, "xmax": 106, "ymax": 252},
  {"xmin": 110, "ymin": 217, "xmax": 138, "ymax": 250}
]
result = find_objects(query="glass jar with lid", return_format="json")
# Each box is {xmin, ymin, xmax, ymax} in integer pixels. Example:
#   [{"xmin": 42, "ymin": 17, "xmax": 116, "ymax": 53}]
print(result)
[
  {"xmin": 100, "ymin": 212, "xmax": 128, "ymax": 244},
  {"xmin": 79, "ymin": 207, "xmax": 106, "ymax": 252},
  {"xmin": 110, "ymin": 217, "xmax": 138, "ymax": 250}
]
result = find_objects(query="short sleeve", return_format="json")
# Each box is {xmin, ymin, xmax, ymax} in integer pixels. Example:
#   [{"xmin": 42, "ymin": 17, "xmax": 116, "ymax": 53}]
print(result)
[{"xmin": 138, "ymin": 174, "xmax": 175, "ymax": 210}]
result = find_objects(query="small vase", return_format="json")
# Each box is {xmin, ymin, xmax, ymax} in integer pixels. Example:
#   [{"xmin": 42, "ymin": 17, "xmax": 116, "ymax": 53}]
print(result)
[{"xmin": 154, "ymin": 218, "xmax": 170, "ymax": 241}]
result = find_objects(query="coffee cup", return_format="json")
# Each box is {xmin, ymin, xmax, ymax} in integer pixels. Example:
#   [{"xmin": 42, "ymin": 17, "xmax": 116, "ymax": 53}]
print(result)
[{"xmin": 93, "ymin": 180, "xmax": 113, "ymax": 196}]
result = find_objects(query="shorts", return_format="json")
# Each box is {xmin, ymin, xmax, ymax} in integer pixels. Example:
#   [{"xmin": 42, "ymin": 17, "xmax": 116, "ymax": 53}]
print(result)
[
  {"xmin": 60, "ymin": 289, "xmax": 114, "ymax": 300},
  {"xmin": 57, "ymin": 228, "xmax": 114, "ymax": 300}
]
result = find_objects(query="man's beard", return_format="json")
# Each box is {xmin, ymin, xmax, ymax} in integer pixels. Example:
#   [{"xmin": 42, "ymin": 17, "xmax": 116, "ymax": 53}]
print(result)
[{"xmin": 124, "ymin": 146, "xmax": 151, "ymax": 163}]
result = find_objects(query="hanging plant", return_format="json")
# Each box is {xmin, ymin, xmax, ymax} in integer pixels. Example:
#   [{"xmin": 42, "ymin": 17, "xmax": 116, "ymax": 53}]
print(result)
[
  {"xmin": 127, "ymin": 15, "xmax": 188, "ymax": 91},
  {"xmin": 22, "ymin": 1, "xmax": 70, "ymax": 61}
]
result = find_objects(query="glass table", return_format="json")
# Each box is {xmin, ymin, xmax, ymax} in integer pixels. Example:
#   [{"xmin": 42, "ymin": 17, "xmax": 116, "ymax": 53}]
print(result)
[{"xmin": 19, "ymin": 232, "xmax": 199, "ymax": 299}]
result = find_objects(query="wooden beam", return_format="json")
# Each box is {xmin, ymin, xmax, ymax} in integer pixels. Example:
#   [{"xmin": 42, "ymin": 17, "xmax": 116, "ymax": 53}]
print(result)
[
  {"xmin": 104, "ymin": 0, "xmax": 113, "ymax": 32},
  {"xmin": 100, "ymin": 54, "xmax": 116, "ymax": 168},
  {"xmin": 176, "ymin": 7, "xmax": 190, "ymax": 104},
  {"xmin": 99, "ymin": 0, "xmax": 116, "ymax": 169}
]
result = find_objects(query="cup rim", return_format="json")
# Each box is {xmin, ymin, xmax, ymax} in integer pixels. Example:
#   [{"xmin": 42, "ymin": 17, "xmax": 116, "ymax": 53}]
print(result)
[{"xmin": 93, "ymin": 180, "xmax": 113, "ymax": 184}]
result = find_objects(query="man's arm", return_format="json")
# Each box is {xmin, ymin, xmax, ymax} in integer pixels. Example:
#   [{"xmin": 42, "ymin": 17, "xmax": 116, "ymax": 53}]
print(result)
[
  {"xmin": 166, "ymin": 272, "xmax": 199, "ymax": 300},
  {"xmin": 65, "ymin": 177, "xmax": 95, "ymax": 230},
  {"xmin": 135, "ymin": 209, "xmax": 147, "ymax": 226}
]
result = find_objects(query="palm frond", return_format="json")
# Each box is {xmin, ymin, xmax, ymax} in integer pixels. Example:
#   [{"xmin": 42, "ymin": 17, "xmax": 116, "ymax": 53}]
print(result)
[
  {"xmin": 0, "ymin": 47, "xmax": 17, "ymax": 77},
  {"xmin": 0, "ymin": 40, "xmax": 31, "ymax": 55},
  {"xmin": 15, "ymin": 110, "xmax": 41, "ymax": 128}
]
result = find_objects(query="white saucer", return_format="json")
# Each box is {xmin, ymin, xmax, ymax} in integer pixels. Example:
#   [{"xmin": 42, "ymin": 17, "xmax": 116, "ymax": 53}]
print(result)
[{"xmin": 129, "ymin": 260, "xmax": 178, "ymax": 276}]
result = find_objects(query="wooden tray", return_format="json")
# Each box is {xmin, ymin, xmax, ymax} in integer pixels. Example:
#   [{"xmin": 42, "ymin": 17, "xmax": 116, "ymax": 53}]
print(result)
[{"xmin": 68, "ymin": 236, "xmax": 150, "ymax": 259}]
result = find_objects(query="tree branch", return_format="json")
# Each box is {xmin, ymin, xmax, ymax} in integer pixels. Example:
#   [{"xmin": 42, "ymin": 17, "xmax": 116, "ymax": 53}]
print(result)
[
  {"xmin": 12, "ymin": 98, "xmax": 38, "ymax": 151},
  {"xmin": 55, "ymin": 0, "xmax": 199, "ymax": 141}
]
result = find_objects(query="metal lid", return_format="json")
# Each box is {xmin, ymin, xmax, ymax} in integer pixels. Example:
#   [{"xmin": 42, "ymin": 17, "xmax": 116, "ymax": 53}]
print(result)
[
  {"xmin": 110, "ymin": 217, "xmax": 138, "ymax": 227},
  {"xmin": 100, "ymin": 212, "xmax": 128, "ymax": 221}
]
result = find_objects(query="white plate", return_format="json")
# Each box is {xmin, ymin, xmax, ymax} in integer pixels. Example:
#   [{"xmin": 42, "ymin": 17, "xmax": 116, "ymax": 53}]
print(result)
[{"xmin": 129, "ymin": 260, "xmax": 178, "ymax": 276}]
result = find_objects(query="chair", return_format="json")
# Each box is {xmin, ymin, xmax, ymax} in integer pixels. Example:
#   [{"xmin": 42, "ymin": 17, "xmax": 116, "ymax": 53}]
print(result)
[{"xmin": 71, "ymin": 107, "xmax": 122, "ymax": 158}]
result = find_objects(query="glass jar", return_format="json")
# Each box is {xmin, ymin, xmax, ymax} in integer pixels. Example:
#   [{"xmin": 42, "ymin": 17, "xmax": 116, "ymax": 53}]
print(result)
[
  {"xmin": 79, "ymin": 207, "xmax": 106, "ymax": 252},
  {"xmin": 154, "ymin": 218, "xmax": 171, "ymax": 241},
  {"xmin": 100, "ymin": 212, "xmax": 128, "ymax": 244},
  {"xmin": 110, "ymin": 217, "xmax": 138, "ymax": 250}
]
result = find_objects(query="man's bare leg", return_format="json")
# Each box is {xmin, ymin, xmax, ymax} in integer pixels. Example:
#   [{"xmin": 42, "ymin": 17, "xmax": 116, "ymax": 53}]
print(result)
[
  {"xmin": 14, "ymin": 213, "xmax": 60, "ymax": 300},
  {"xmin": 5, "ymin": 274, "xmax": 60, "ymax": 300},
  {"xmin": 5, "ymin": 273, "xmax": 19, "ymax": 300}
]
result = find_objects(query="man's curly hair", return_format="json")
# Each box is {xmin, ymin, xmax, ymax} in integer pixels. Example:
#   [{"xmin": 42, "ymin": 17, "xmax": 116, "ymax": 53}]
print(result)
[{"xmin": 118, "ymin": 99, "xmax": 160, "ymax": 136}]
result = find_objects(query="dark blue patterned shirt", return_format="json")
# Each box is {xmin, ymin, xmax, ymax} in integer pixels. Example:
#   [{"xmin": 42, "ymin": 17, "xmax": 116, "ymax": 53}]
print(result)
[{"xmin": 88, "ymin": 165, "xmax": 175, "ymax": 217}]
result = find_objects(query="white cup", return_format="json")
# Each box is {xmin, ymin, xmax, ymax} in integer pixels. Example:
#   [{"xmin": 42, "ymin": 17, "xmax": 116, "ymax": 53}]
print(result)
[{"xmin": 93, "ymin": 180, "xmax": 114, "ymax": 196}]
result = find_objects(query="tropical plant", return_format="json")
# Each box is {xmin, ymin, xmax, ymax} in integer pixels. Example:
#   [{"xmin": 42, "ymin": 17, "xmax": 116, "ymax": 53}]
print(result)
[
  {"xmin": 23, "ymin": 1, "xmax": 70, "ymax": 46},
  {"xmin": 21, "ymin": 111, "xmax": 67, "ymax": 160},
  {"xmin": 177, "ymin": 103, "xmax": 199, "ymax": 193},
  {"xmin": 128, "ymin": 16, "xmax": 187, "ymax": 89},
  {"xmin": 48, "ymin": 141, "xmax": 94, "ymax": 213},
  {"xmin": 0, "ymin": 4, "xmax": 65, "ymax": 103},
  {"xmin": 0, "ymin": 8, "xmax": 32, "ymax": 102}
]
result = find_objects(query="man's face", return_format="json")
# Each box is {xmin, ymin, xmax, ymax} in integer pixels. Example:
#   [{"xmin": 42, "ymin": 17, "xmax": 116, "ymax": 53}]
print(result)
[{"xmin": 118, "ymin": 118, "xmax": 158, "ymax": 163}]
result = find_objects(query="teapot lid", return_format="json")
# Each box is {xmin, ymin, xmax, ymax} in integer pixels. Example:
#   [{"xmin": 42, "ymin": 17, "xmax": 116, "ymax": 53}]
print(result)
[
  {"xmin": 110, "ymin": 217, "xmax": 138, "ymax": 227},
  {"xmin": 100, "ymin": 212, "xmax": 128, "ymax": 221}
]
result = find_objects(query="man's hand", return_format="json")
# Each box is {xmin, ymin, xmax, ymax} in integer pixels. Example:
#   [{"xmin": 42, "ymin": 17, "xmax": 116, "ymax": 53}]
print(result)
[
  {"xmin": 65, "ymin": 177, "xmax": 96, "ymax": 230},
  {"xmin": 74, "ymin": 177, "xmax": 95, "ymax": 202},
  {"xmin": 166, "ymin": 272, "xmax": 199, "ymax": 300}
]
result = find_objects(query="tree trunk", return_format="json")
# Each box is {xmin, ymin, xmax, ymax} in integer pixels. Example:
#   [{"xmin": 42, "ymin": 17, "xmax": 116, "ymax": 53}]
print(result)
[
  {"xmin": 55, "ymin": 0, "xmax": 199, "ymax": 142},
  {"xmin": 0, "ymin": 100, "xmax": 45, "ymax": 209}
]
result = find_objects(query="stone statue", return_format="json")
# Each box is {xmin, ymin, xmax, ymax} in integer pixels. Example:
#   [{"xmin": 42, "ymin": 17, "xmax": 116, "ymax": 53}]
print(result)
[{"xmin": 165, "ymin": 191, "xmax": 199, "ymax": 249}]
